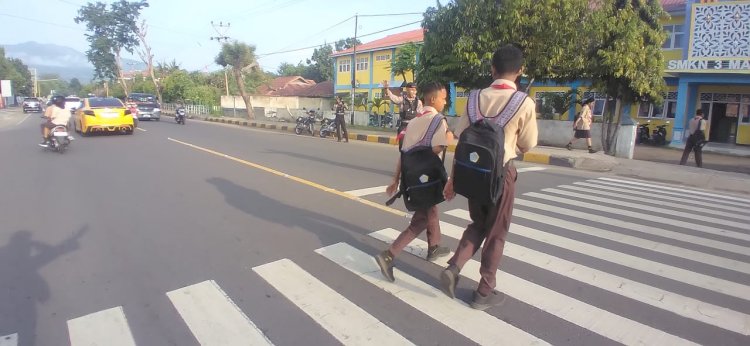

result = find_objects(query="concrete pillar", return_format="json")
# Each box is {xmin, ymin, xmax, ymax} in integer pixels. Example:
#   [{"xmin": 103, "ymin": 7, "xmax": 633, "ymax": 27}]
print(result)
[{"xmin": 671, "ymin": 80, "xmax": 691, "ymax": 147}]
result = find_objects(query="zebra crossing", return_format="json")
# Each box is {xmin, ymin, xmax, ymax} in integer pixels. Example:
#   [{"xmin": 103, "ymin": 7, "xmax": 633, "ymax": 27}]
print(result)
[{"xmin": 4, "ymin": 177, "xmax": 750, "ymax": 345}]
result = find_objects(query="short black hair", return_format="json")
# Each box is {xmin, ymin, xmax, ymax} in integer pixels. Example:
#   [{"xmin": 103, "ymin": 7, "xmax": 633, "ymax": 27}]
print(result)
[
  {"xmin": 404, "ymin": 82, "xmax": 417, "ymax": 88},
  {"xmin": 492, "ymin": 44, "xmax": 524, "ymax": 75},
  {"xmin": 696, "ymin": 109, "xmax": 704, "ymax": 116},
  {"xmin": 421, "ymin": 81, "xmax": 445, "ymax": 99}
]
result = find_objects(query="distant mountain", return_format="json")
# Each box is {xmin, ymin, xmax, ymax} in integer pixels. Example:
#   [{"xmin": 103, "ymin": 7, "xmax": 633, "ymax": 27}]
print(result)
[{"xmin": 2, "ymin": 41, "xmax": 145, "ymax": 82}]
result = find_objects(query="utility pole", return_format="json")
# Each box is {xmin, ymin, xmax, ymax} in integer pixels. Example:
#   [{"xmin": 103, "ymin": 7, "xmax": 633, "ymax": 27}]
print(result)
[
  {"xmin": 30, "ymin": 68, "xmax": 38, "ymax": 97},
  {"xmin": 210, "ymin": 21, "xmax": 232, "ymax": 97},
  {"xmin": 350, "ymin": 14, "xmax": 358, "ymax": 125}
]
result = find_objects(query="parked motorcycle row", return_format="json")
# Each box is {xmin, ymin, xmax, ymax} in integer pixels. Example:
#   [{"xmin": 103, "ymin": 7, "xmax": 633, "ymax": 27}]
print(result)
[
  {"xmin": 293, "ymin": 108, "xmax": 345, "ymax": 138},
  {"xmin": 637, "ymin": 120, "xmax": 670, "ymax": 146}
]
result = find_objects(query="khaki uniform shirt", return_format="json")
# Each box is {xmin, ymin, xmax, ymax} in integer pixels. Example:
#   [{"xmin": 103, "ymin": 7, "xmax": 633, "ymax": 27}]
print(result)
[
  {"xmin": 400, "ymin": 106, "xmax": 448, "ymax": 150},
  {"xmin": 576, "ymin": 104, "xmax": 593, "ymax": 130},
  {"xmin": 48, "ymin": 106, "xmax": 71, "ymax": 126},
  {"xmin": 688, "ymin": 116, "xmax": 706, "ymax": 135},
  {"xmin": 454, "ymin": 79, "xmax": 538, "ymax": 164}
]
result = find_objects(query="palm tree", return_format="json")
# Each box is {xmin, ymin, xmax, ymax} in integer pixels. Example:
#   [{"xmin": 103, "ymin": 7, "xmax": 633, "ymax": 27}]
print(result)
[{"xmin": 215, "ymin": 41, "xmax": 259, "ymax": 119}]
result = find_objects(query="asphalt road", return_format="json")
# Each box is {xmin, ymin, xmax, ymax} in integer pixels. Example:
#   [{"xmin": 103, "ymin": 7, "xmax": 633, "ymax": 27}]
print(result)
[{"xmin": 1, "ymin": 107, "xmax": 749, "ymax": 346}]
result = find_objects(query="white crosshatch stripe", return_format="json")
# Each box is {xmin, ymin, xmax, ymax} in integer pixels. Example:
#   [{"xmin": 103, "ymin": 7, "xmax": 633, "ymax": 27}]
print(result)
[
  {"xmin": 433, "ymin": 221, "xmax": 750, "ymax": 335},
  {"xmin": 445, "ymin": 209, "xmax": 750, "ymax": 301},
  {"xmin": 167, "ymin": 280, "xmax": 274, "ymax": 346},
  {"xmin": 591, "ymin": 179, "xmax": 748, "ymax": 207},
  {"xmin": 370, "ymin": 229, "xmax": 701, "ymax": 344},
  {"xmin": 597, "ymin": 177, "xmax": 750, "ymax": 205},
  {"xmin": 513, "ymin": 208, "xmax": 750, "ymax": 275},
  {"xmin": 253, "ymin": 258, "xmax": 414, "ymax": 345},
  {"xmin": 524, "ymin": 192, "xmax": 750, "ymax": 242},
  {"xmin": 0, "ymin": 334, "xmax": 18, "ymax": 346},
  {"xmin": 315, "ymin": 242, "xmax": 549, "ymax": 346},
  {"xmin": 513, "ymin": 198, "xmax": 750, "ymax": 256},
  {"xmin": 67, "ymin": 307, "xmax": 137, "ymax": 346},
  {"xmin": 555, "ymin": 184, "xmax": 750, "ymax": 221}
]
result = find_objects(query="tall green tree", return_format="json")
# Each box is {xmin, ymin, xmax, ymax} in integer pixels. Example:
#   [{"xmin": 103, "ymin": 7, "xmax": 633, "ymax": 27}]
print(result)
[
  {"xmin": 277, "ymin": 62, "xmax": 307, "ymax": 77},
  {"xmin": 215, "ymin": 41, "xmax": 260, "ymax": 119},
  {"xmin": 69, "ymin": 78, "xmax": 83, "ymax": 95},
  {"xmin": 305, "ymin": 44, "xmax": 333, "ymax": 82},
  {"xmin": 390, "ymin": 42, "xmax": 419, "ymax": 82},
  {"xmin": 38, "ymin": 73, "xmax": 68, "ymax": 97},
  {"xmin": 0, "ymin": 48, "xmax": 33, "ymax": 96},
  {"xmin": 418, "ymin": 0, "xmax": 591, "ymax": 89},
  {"xmin": 334, "ymin": 38, "xmax": 361, "ymax": 52},
  {"xmin": 589, "ymin": 0, "xmax": 667, "ymax": 153},
  {"xmin": 75, "ymin": 0, "xmax": 149, "ymax": 95}
]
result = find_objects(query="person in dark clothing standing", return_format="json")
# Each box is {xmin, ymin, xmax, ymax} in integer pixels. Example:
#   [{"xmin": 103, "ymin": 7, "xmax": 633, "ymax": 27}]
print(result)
[
  {"xmin": 333, "ymin": 97, "xmax": 349, "ymax": 143},
  {"xmin": 383, "ymin": 80, "xmax": 423, "ymax": 134},
  {"xmin": 680, "ymin": 109, "xmax": 707, "ymax": 167}
]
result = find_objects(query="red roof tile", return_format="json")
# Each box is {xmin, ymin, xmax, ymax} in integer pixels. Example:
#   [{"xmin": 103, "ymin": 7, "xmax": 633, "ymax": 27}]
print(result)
[
  {"xmin": 255, "ymin": 76, "xmax": 333, "ymax": 98},
  {"xmin": 661, "ymin": 0, "xmax": 686, "ymax": 12},
  {"xmin": 331, "ymin": 28, "xmax": 424, "ymax": 57}
]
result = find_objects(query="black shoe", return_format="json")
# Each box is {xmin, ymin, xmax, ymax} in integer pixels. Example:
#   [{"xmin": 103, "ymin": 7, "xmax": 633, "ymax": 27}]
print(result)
[
  {"xmin": 440, "ymin": 266, "xmax": 459, "ymax": 299},
  {"xmin": 38, "ymin": 141, "xmax": 49, "ymax": 147},
  {"xmin": 470, "ymin": 290, "xmax": 506, "ymax": 311},
  {"xmin": 566, "ymin": 143, "xmax": 572, "ymax": 151},
  {"xmin": 426, "ymin": 245, "xmax": 450, "ymax": 261},
  {"xmin": 375, "ymin": 250, "xmax": 395, "ymax": 282},
  {"xmin": 588, "ymin": 148, "xmax": 598, "ymax": 154}
]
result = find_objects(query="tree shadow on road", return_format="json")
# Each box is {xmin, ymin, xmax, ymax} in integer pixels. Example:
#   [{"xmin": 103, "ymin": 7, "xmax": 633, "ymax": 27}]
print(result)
[
  {"xmin": 262, "ymin": 149, "xmax": 394, "ymax": 177},
  {"xmin": 0, "ymin": 226, "xmax": 88, "ymax": 346}
]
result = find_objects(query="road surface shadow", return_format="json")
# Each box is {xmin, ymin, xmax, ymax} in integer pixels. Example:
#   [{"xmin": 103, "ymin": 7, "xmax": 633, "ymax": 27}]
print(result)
[{"xmin": 0, "ymin": 226, "xmax": 87, "ymax": 346}]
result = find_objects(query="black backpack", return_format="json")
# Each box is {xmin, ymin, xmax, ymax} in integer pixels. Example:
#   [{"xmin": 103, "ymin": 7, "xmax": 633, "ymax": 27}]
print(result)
[
  {"xmin": 453, "ymin": 90, "xmax": 527, "ymax": 205},
  {"xmin": 386, "ymin": 115, "xmax": 448, "ymax": 211}
]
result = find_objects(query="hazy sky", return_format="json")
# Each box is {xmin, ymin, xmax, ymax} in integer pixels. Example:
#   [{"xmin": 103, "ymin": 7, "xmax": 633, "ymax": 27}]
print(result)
[{"xmin": 0, "ymin": 0, "xmax": 435, "ymax": 72}]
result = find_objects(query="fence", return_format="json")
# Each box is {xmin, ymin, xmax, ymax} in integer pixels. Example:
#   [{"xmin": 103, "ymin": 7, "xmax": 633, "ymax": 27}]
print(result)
[{"xmin": 162, "ymin": 103, "xmax": 221, "ymax": 115}]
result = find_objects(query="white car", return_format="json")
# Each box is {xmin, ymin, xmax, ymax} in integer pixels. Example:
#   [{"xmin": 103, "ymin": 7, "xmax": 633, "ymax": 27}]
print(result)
[{"xmin": 64, "ymin": 96, "xmax": 81, "ymax": 113}]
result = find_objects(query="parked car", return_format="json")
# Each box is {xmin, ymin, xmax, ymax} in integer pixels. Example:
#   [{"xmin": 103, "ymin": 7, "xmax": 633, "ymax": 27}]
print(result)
[
  {"xmin": 126, "ymin": 93, "xmax": 161, "ymax": 121},
  {"xmin": 22, "ymin": 97, "xmax": 44, "ymax": 113},
  {"xmin": 72, "ymin": 97, "xmax": 135, "ymax": 136}
]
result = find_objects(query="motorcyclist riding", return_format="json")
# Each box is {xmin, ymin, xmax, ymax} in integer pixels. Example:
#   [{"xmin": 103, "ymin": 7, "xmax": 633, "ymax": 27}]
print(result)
[{"xmin": 39, "ymin": 95, "xmax": 71, "ymax": 147}]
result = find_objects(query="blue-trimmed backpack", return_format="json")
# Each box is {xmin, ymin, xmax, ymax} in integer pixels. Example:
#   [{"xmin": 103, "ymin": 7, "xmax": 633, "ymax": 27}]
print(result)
[
  {"xmin": 453, "ymin": 90, "xmax": 527, "ymax": 204},
  {"xmin": 386, "ymin": 115, "xmax": 448, "ymax": 211}
]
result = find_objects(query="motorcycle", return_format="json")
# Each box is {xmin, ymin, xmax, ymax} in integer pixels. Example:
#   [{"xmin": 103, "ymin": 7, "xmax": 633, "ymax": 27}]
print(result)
[
  {"xmin": 637, "ymin": 122, "xmax": 651, "ymax": 144},
  {"xmin": 319, "ymin": 117, "xmax": 337, "ymax": 138},
  {"xmin": 295, "ymin": 108, "xmax": 317, "ymax": 136},
  {"xmin": 43, "ymin": 125, "xmax": 72, "ymax": 153},
  {"xmin": 175, "ymin": 107, "xmax": 187, "ymax": 125},
  {"xmin": 652, "ymin": 122, "xmax": 669, "ymax": 145}
]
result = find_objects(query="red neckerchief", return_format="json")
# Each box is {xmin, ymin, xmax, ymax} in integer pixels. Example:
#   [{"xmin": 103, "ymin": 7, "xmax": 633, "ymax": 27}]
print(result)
[{"xmin": 491, "ymin": 83, "xmax": 516, "ymax": 90}]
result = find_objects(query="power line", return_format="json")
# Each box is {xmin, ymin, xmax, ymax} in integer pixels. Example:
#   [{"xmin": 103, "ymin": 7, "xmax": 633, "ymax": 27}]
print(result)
[
  {"xmin": 275, "ymin": 15, "xmax": 354, "ymax": 53},
  {"xmin": 0, "ymin": 13, "xmax": 84, "ymax": 32},
  {"xmin": 358, "ymin": 12, "xmax": 423, "ymax": 17},
  {"xmin": 257, "ymin": 20, "xmax": 422, "ymax": 58}
]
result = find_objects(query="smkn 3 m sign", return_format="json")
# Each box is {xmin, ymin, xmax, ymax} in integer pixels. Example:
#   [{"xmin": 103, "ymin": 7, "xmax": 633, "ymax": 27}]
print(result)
[{"xmin": 667, "ymin": 59, "xmax": 750, "ymax": 72}]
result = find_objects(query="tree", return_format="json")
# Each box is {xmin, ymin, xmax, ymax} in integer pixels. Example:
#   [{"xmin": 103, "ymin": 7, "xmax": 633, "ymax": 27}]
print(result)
[
  {"xmin": 69, "ymin": 78, "xmax": 83, "ymax": 95},
  {"xmin": 588, "ymin": 0, "xmax": 667, "ymax": 154},
  {"xmin": 135, "ymin": 19, "xmax": 163, "ymax": 105},
  {"xmin": 37, "ymin": 73, "xmax": 69, "ymax": 97},
  {"xmin": 0, "ymin": 48, "xmax": 33, "ymax": 96},
  {"xmin": 305, "ymin": 44, "xmax": 333, "ymax": 82},
  {"xmin": 215, "ymin": 41, "xmax": 260, "ymax": 119},
  {"xmin": 335, "ymin": 38, "xmax": 361, "ymax": 52},
  {"xmin": 390, "ymin": 42, "xmax": 419, "ymax": 82},
  {"xmin": 277, "ymin": 62, "xmax": 307, "ymax": 77},
  {"xmin": 75, "ymin": 0, "xmax": 149, "ymax": 95},
  {"xmin": 161, "ymin": 70, "xmax": 194, "ymax": 102},
  {"xmin": 418, "ymin": 0, "xmax": 591, "ymax": 90}
]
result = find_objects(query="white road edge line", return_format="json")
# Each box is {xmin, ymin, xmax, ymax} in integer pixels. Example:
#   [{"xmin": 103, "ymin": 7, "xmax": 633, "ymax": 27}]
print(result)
[
  {"xmin": 136, "ymin": 127, "xmax": 147, "ymax": 132},
  {"xmin": 16, "ymin": 114, "xmax": 30, "ymax": 126}
]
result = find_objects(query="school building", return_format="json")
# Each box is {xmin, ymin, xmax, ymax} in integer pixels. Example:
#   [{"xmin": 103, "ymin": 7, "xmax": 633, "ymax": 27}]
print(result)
[{"xmin": 331, "ymin": 0, "xmax": 749, "ymax": 146}]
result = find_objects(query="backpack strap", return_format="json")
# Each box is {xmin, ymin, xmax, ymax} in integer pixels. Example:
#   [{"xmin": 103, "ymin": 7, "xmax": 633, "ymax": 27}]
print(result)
[
  {"xmin": 466, "ymin": 90, "xmax": 481, "ymax": 124},
  {"xmin": 402, "ymin": 115, "xmax": 445, "ymax": 153},
  {"xmin": 493, "ymin": 91, "xmax": 528, "ymax": 128}
]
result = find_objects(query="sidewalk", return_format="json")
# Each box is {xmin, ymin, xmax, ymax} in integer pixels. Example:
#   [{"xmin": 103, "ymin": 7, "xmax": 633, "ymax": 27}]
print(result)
[{"xmin": 195, "ymin": 115, "xmax": 750, "ymax": 195}]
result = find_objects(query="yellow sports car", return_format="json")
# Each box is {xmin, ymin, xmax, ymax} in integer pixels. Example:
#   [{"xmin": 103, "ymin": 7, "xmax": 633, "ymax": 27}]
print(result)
[{"xmin": 73, "ymin": 97, "xmax": 135, "ymax": 135}]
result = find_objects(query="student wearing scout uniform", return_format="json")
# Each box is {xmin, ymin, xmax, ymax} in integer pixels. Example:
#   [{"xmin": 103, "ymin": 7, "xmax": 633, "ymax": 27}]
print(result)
[
  {"xmin": 441, "ymin": 44, "xmax": 538, "ymax": 310},
  {"xmin": 375, "ymin": 82, "xmax": 453, "ymax": 282},
  {"xmin": 383, "ymin": 81, "xmax": 423, "ymax": 134},
  {"xmin": 333, "ymin": 96, "xmax": 349, "ymax": 142},
  {"xmin": 680, "ymin": 109, "xmax": 707, "ymax": 168},
  {"xmin": 566, "ymin": 97, "xmax": 598, "ymax": 153}
]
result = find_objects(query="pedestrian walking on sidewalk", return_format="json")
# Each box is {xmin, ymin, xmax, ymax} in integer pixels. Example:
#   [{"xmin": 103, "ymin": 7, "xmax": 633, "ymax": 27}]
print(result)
[
  {"xmin": 333, "ymin": 97, "xmax": 349, "ymax": 142},
  {"xmin": 375, "ymin": 82, "xmax": 453, "ymax": 282},
  {"xmin": 567, "ymin": 98, "xmax": 598, "ymax": 153},
  {"xmin": 680, "ymin": 109, "xmax": 707, "ymax": 168},
  {"xmin": 384, "ymin": 80, "xmax": 423, "ymax": 134},
  {"xmin": 440, "ymin": 44, "xmax": 538, "ymax": 310}
]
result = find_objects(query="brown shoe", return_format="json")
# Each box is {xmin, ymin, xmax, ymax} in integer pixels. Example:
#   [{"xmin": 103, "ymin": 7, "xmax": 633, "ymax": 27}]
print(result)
[
  {"xmin": 375, "ymin": 250, "xmax": 395, "ymax": 282},
  {"xmin": 470, "ymin": 290, "xmax": 506, "ymax": 310},
  {"xmin": 440, "ymin": 265, "xmax": 459, "ymax": 299}
]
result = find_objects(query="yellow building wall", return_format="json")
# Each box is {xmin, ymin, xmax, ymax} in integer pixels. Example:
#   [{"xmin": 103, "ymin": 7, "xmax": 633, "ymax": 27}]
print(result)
[
  {"xmin": 633, "ymin": 86, "xmax": 678, "ymax": 140},
  {"xmin": 660, "ymin": 15, "xmax": 685, "ymax": 69},
  {"xmin": 354, "ymin": 52, "xmax": 370, "ymax": 85},
  {"xmin": 335, "ymin": 56, "xmax": 352, "ymax": 87},
  {"xmin": 737, "ymin": 126, "xmax": 750, "ymax": 145},
  {"xmin": 372, "ymin": 49, "xmax": 393, "ymax": 87}
]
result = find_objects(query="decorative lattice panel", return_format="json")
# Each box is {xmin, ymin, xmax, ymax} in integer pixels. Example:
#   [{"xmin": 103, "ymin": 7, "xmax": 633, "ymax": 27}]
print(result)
[{"xmin": 691, "ymin": 3, "xmax": 750, "ymax": 59}]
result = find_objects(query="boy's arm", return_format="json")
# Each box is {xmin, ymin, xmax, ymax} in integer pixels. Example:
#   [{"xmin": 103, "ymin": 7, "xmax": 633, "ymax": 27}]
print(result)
[{"xmin": 386, "ymin": 156, "xmax": 401, "ymax": 196}]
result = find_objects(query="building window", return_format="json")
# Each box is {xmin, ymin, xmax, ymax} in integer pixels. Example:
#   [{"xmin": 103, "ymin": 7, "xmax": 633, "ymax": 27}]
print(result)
[
  {"xmin": 356, "ymin": 57, "xmax": 369, "ymax": 71},
  {"xmin": 582, "ymin": 92, "xmax": 608, "ymax": 116},
  {"xmin": 374, "ymin": 92, "xmax": 382, "ymax": 99},
  {"xmin": 375, "ymin": 54, "xmax": 391, "ymax": 62},
  {"xmin": 662, "ymin": 24, "xmax": 685, "ymax": 49},
  {"xmin": 455, "ymin": 91, "xmax": 469, "ymax": 98},
  {"xmin": 637, "ymin": 92, "xmax": 678, "ymax": 119},
  {"xmin": 338, "ymin": 59, "xmax": 350, "ymax": 73}
]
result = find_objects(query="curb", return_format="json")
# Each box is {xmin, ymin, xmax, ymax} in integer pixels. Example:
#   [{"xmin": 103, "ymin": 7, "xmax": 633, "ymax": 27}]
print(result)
[{"xmin": 199, "ymin": 116, "xmax": 608, "ymax": 170}]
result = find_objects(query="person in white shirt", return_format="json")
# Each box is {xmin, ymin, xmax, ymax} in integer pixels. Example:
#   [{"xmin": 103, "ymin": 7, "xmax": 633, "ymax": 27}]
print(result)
[
  {"xmin": 40, "ymin": 95, "xmax": 72, "ymax": 147},
  {"xmin": 679, "ymin": 109, "xmax": 707, "ymax": 167}
]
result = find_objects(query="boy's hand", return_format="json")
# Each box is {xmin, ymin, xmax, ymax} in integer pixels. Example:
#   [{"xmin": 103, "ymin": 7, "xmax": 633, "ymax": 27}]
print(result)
[
  {"xmin": 382, "ymin": 80, "xmax": 389, "ymax": 88},
  {"xmin": 443, "ymin": 179, "xmax": 456, "ymax": 201},
  {"xmin": 386, "ymin": 180, "xmax": 398, "ymax": 197}
]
